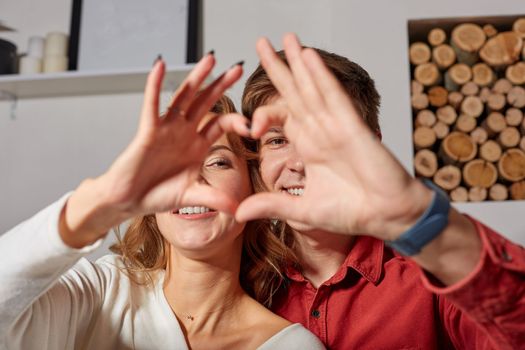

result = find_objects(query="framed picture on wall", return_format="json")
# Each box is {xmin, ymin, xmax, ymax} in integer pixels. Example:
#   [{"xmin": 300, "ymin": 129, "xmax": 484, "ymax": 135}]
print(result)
[{"xmin": 69, "ymin": 0, "xmax": 199, "ymax": 71}]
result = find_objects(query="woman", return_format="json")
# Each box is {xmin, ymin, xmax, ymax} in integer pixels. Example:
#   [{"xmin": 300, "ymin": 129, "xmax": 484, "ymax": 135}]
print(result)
[{"xmin": 0, "ymin": 53, "xmax": 324, "ymax": 349}]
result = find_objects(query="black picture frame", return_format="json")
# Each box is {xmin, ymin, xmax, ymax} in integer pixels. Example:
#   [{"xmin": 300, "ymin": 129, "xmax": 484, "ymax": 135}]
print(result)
[{"xmin": 67, "ymin": 0, "xmax": 200, "ymax": 71}]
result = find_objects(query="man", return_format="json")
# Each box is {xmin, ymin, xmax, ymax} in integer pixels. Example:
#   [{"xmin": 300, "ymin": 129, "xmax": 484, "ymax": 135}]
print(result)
[{"xmin": 236, "ymin": 33, "xmax": 525, "ymax": 349}]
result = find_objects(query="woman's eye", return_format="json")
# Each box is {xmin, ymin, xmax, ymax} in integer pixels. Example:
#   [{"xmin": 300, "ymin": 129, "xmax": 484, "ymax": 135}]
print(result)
[{"xmin": 206, "ymin": 157, "xmax": 232, "ymax": 169}]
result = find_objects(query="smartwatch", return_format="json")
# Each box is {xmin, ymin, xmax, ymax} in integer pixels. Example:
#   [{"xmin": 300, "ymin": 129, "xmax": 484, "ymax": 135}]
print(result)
[{"xmin": 385, "ymin": 179, "xmax": 450, "ymax": 256}]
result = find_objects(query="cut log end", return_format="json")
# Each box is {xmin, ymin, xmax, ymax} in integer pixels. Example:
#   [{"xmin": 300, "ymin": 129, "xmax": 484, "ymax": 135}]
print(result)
[
  {"xmin": 414, "ymin": 149, "xmax": 438, "ymax": 177},
  {"xmin": 498, "ymin": 149, "xmax": 525, "ymax": 182},
  {"xmin": 434, "ymin": 165, "xmax": 462, "ymax": 190},
  {"xmin": 463, "ymin": 159, "xmax": 498, "ymax": 188}
]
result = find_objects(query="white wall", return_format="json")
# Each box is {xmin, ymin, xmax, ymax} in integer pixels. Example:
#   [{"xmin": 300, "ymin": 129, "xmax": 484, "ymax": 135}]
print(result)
[{"xmin": 1, "ymin": 0, "xmax": 525, "ymax": 263}]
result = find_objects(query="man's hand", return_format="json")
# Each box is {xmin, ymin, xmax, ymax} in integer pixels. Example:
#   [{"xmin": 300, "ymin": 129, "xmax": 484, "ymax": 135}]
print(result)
[{"xmin": 236, "ymin": 33, "xmax": 434, "ymax": 241}]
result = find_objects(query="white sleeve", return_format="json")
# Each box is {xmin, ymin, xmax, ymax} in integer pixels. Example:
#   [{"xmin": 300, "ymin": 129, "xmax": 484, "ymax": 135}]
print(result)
[{"xmin": 0, "ymin": 194, "xmax": 105, "ymax": 349}]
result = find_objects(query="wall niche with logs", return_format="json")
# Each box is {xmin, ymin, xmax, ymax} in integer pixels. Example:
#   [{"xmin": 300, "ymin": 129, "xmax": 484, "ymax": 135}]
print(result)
[{"xmin": 409, "ymin": 15, "xmax": 525, "ymax": 202}]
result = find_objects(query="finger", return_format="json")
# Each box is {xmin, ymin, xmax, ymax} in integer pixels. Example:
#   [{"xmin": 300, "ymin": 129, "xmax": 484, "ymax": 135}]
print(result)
[
  {"xmin": 180, "ymin": 184, "xmax": 240, "ymax": 215},
  {"xmin": 185, "ymin": 64, "xmax": 243, "ymax": 123},
  {"xmin": 235, "ymin": 192, "xmax": 306, "ymax": 222},
  {"xmin": 282, "ymin": 33, "xmax": 326, "ymax": 117},
  {"xmin": 301, "ymin": 48, "xmax": 368, "ymax": 130},
  {"xmin": 250, "ymin": 104, "xmax": 290, "ymax": 138},
  {"xmin": 166, "ymin": 52, "xmax": 216, "ymax": 118},
  {"xmin": 200, "ymin": 113, "xmax": 251, "ymax": 144},
  {"xmin": 255, "ymin": 37, "xmax": 308, "ymax": 118},
  {"xmin": 140, "ymin": 58, "xmax": 166, "ymax": 128}
]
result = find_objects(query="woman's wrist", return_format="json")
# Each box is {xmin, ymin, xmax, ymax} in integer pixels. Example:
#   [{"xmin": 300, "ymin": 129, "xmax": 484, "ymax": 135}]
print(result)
[{"xmin": 59, "ymin": 176, "xmax": 131, "ymax": 249}]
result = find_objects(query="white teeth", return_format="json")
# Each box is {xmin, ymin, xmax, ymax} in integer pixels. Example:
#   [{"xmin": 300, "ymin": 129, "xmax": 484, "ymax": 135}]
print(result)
[
  {"xmin": 287, "ymin": 188, "xmax": 304, "ymax": 196},
  {"xmin": 178, "ymin": 206, "xmax": 211, "ymax": 214}
]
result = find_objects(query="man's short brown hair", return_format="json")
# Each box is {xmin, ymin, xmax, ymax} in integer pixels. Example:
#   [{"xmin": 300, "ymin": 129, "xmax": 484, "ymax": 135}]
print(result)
[{"xmin": 242, "ymin": 48, "xmax": 381, "ymax": 133}]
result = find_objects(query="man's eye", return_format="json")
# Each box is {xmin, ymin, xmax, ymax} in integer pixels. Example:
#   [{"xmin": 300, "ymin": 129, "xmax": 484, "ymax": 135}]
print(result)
[{"xmin": 266, "ymin": 137, "xmax": 288, "ymax": 146}]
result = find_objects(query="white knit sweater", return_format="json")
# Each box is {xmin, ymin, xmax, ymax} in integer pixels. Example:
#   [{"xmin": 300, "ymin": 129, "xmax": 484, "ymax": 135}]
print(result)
[{"xmin": 0, "ymin": 194, "xmax": 325, "ymax": 350}]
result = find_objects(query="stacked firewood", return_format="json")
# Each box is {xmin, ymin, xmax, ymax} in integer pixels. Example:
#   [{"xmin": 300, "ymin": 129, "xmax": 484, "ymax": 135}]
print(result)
[{"xmin": 410, "ymin": 19, "xmax": 525, "ymax": 201}]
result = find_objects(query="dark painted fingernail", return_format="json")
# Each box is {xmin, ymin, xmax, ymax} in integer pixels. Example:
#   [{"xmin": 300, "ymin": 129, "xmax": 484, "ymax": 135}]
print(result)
[
  {"xmin": 153, "ymin": 54, "xmax": 162, "ymax": 66},
  {"xmin": 207, "ymin": 49, "xmax": 215, "ymax": 56},
  {"xmin": 230, "ymin": 60, "xmax": 244, "ymax": 69}
]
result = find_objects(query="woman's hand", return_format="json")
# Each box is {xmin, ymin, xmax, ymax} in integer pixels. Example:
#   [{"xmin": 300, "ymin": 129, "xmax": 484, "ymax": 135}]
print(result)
[{"xmin": 60, "ymin": 54, "xmax": 249, "ymax": 248}]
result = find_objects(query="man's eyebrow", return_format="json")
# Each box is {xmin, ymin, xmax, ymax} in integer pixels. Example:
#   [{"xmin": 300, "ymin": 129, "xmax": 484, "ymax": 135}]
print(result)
[
  {"xmin": 208, "ymin": 145, "xmax": 234, "ymax": 154},
  {"xmin": 267, "ymin": 127, "xmax": 283, "ymax": 134}
]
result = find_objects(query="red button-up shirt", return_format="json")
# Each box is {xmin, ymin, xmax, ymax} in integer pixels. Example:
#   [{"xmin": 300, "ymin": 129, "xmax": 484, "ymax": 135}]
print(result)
[{"xmin": 271, "ymin": 218, "xmax": 525, "ymax": 349}]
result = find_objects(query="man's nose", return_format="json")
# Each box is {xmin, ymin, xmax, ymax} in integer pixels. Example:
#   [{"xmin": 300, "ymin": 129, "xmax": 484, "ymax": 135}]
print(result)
[{"xmin": 285, "ymin": 146, "xmax": 305, "ymax": 173}]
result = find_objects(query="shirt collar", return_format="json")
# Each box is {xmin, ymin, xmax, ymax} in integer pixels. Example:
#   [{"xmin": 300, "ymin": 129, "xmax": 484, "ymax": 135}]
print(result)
[{"xmin": 285, "ymin": 236, "xmax": 384, "ymax": 286}]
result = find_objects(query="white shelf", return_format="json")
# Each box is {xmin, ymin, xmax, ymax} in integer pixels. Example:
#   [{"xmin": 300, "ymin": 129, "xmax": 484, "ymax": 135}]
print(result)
[{"xmin": 0, "ymin": 64, "xmax": 194, "ymax": 99}]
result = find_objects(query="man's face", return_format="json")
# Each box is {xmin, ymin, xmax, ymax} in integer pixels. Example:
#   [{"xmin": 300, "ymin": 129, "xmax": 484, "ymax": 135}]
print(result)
[{"xmin": 258, "ymin": 97, "xmax": 314, "ymax": 232}]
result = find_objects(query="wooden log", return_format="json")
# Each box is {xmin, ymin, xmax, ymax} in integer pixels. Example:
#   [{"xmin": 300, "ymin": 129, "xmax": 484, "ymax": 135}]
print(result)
[
  {"xmin": 492, "ymin": 78, "xmax": 513, "ymax": 94},
  {"xmin": 510, "ymin": 181, "xmax": 525, "ymax": 199},
  {"xmin": 505, "ymin": 108, "xmax": 523, "ymax": 127},
  {"xmin": 482, "ymin": 112, "xmax": 506, "ymax": 136},
  {"xmin": 505, "ymin": 61, "xmax": 525, "ymax": 85},
  {"xmin": 432, "ymin": 44, "xmax": 456, "ymax": 70},
  {"xmin": 470, "ymin": 127, "xmax": 488, "ymax": 145},
  {"xmin": 483, "ymin": 24, "xmax": 498, "ymax": 38},
  {"xmin": 461, "ymin": 96, "xmax": 484, "ymax": 118},
  {"xmin": 413, "ymin": 126, "xmax": 436, "ymax": 149},
  {"xmin": 472, "ymin": 63, "xmax": 495, "ymax": 87},
  {"xmin": 513, "ymin": 18, "xmax": 525, "ymax": 39},
  {"xmin": 450, "ymin": 186, "xmax": 468, "ymax": 202},
  {"xmin": 498, "ymin": 126, "xmax": 521, "ymax": 149},
  {"xmin": 521, "ymin": 136, "xmax": 525, "ymax": 152},
  {"xmin": 445, "ymin": 63, "xmax": 472, "ymax": 91},
  {"xmin": 486, "ymin": 93, "xmax": 506, "ymax": 112},
  {"xmin": 460, "ymin": 81, "xmax": 479, "ymax": 96},
  {"xmin": 410, "ymin": 42, "xmax": 432, "ymax": 65},
  {"xmin": 411, "ymin": 80, "xmax": 424, "ymax": 95},
  {"xmin": 489, "ymin": 183, "xmax": 508, "ymax": 201},
  {"xmin": 433, "ymin": 121, "xmax": 450, "ymax": 139},
  {"xmin": 451, "ymin": 23, "xmax": 486, "ymax": 65},
  {"xmin": 433, "ymin": 165, "xmax": 462, "ymax": 190},
  {"xmin": 463, "ymin": 159, "xmax": 498, "ymax": 188},
  {"xmin": 436, "ymin": 105, "xmax": 457, "ymax": 125},
  {"xmin": 479, "ymin": 87, "xmax": 491, "ymax": 103},
  {"xmin": 415, "ymin": 110, "xmax": 437, "ymax": 127},
  {"xmin": 479, "ymin": 140, "xmax": 502, "ymax": 162},
  {"xmin": 498, "ymin": 148, "xmax": 525, "ymax": 182},
  {"xmin": 411, "ymin": 93, "xmax": 429, "ymax": 111},
  {"xmin": 507, "ymin": 86, "xmax": 525, "ymax": 108},
  {"xmin": 414, "ymin": 63, "xmax": 441, "ymax": 86},
  {"xmin": 440, "ymin": 131, "xmax": 477, "ymax": 163},
  {"xmin": 480, "ymin": 32, "xmax": 523, "ymax": 68},
  {"xmin": 428, "ymin": 28, "xmax": 447, "ymax": 46},
  {"xmin": 448, "ymin": 91, "xmax": 464, "ymax": 110},
  {"xmin": 428, "ymin": 86, "xmax": 448, "ymax": 107},
  {"xmin": 468, "ymin": 186, "xmax": 488, "ymax": 202},
  {"xmin": 455, "ymin": 114, "xmax": 477, "ymax": 133},
  {"xmin": 414, "ymin": 149, "xmax": 438, "ymax": 177}
]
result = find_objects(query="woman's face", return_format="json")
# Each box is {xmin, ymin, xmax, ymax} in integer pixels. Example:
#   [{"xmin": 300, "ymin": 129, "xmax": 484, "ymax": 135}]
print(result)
[{"xmin": 155, "ymin": 131, "xmax": 252, "ymax": 255}]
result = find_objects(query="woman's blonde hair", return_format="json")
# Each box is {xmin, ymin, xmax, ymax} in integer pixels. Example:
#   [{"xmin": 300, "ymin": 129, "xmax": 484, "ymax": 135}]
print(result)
[{"xmin": 110, "ymin": 95, "xmax": 293, "ymax": 307}]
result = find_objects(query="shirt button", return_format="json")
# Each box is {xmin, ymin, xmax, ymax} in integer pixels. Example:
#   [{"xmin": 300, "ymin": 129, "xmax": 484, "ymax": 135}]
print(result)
[
  {"xmin": 311, "ymin": 309, "xmax": 321, "ymax": 318},
  {"xmin": 502, "ymin": 249, "xmax": 512, "ymax": 262}
]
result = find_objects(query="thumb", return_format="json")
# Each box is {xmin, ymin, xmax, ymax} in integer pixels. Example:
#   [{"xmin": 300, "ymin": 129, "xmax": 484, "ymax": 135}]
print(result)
[{"xmin": 235, "ymin": 192, "xmax": 304, "ymax": 222}]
